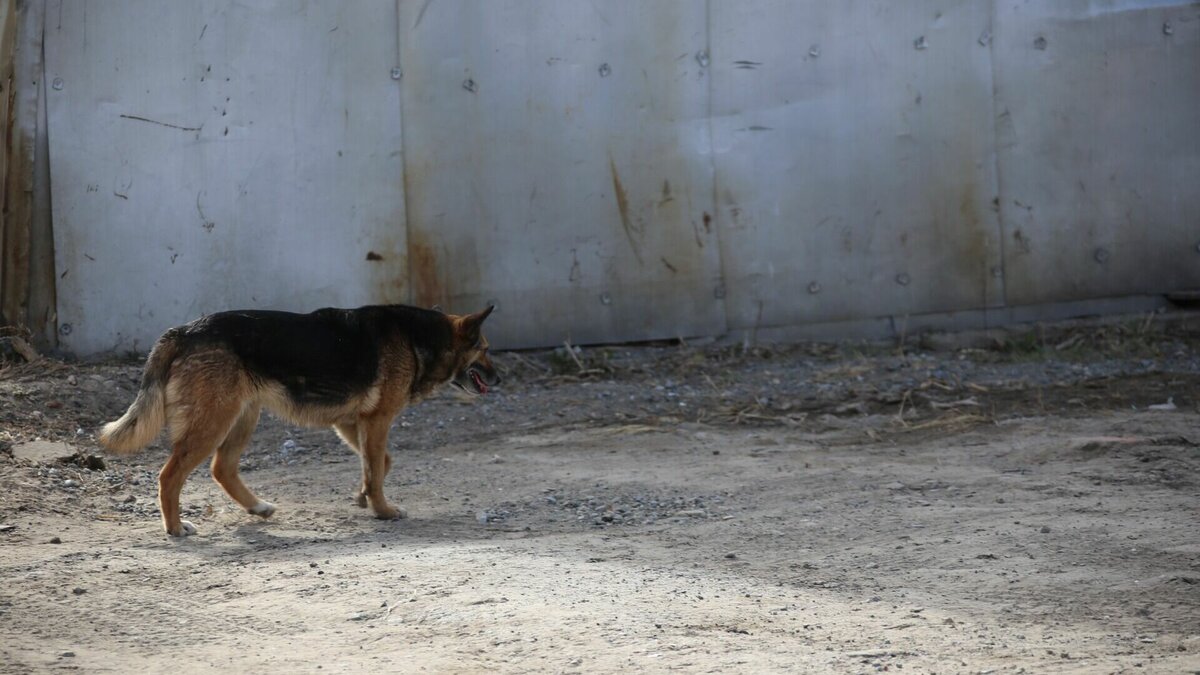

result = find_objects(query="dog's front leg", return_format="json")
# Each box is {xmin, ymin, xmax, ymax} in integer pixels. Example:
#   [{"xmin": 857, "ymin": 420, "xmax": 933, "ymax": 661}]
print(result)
[{"xmin": 357, "ymin": 415, "xmax": 406, "ymax": 520}]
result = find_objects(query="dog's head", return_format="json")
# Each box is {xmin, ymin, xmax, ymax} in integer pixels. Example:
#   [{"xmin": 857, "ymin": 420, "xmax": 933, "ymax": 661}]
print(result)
[{"xmin": 449, "ymin": 305, "xmax": 500, "ymax": 396}]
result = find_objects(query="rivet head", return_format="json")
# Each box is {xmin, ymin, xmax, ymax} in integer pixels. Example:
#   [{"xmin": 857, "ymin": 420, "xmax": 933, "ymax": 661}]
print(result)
[
  {"xmin": 713, "ymin": 283, "xmax": 726, "ymax": 300},
  {"xmin": 895, "ymin": 273, "xmax": 911, "ymax": 286},
  {"xmin": 695, "ymin": 50, "xmax": 710, "ymax": 68},
  {"xmin": 1034, "ymin": 35, "xmax": 1048, "ymax": 50},
  {"xmin": 1163, "ymin": 21, "xmax": 1173, "ymax": 36},
  {"xmin": 1094, "ymin": 247, "xmax": 1111, "ymax": 263},
  {"xmin": 807, "ymin": 281, "xmax": 821, "ymax": 294},
  {"xmin": 462, "ymin": 78, "xmax": 477, "ymax": 93},
  {"xmin": 808, "ymin": 45, "xmax": 821, "ymax": 58},
  {"xmin": 598, "ymin": 63, "xmax": 611, "ymax": 77},
  {"xmin": 390, "ymin": 67, "xmax": 402, "ymax": 80},
  {"xmin": 599, "ymin": 292, "xmax": 612, "ymax": 305},
  {"xmin": 913, "ymin": 36, "xmax": 927, "ymax": 51},
  {"xmin": 52, "ymin": 77, "xmax": 64, "ymax": 90},
  {"xmin": 59, "ymin": 323, "xmax": 72, "ymax": 335}
]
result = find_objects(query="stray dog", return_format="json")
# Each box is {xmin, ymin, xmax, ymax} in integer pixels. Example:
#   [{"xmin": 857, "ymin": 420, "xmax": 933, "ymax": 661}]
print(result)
[{"xmin": 98, "ymin": 304, "xmax": 499, "ymax": 537}]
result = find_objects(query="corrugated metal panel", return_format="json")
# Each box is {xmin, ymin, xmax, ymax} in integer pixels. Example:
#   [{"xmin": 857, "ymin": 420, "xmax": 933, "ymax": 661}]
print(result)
[
  {"xmin": 30, "ymin": 1, "xmax": 1200, "ymax": 355},
  {"xmin": 396, "ymin": 0, "xmax": 725, "ymax": 347},
  {"xmin": 44, "ymin": 1, "xmax": 406, "ymax": 354},
  {"xmin": 710, "ymin": 0, "xmax": 1005, "ymax": 333},
  {"xmin": 992, "ymin": 0, "xmax": 1200, "ymax": 305}
]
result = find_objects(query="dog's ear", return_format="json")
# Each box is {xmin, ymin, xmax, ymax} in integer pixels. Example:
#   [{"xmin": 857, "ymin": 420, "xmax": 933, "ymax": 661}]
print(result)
[{"xmin": 458, "ymin": 305, "xmax": 494, "ymax": 345}]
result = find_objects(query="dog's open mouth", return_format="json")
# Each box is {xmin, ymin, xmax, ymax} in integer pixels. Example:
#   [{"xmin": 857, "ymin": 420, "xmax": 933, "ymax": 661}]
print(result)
[{"xmin": 469, "ymin": 367, "xmax": 488, "ymax": 395}]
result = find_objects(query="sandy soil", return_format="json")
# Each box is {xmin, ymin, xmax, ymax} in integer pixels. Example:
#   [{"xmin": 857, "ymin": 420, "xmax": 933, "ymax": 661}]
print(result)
[{"xmin": 1, "ymin": 320, "xmax": 1198, "ymax": 673}]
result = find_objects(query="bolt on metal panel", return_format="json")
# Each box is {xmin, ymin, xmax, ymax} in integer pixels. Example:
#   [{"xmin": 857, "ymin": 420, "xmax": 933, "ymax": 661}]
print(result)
[
  {"xmin": 992, "ymin": 0, "xmax": 1200, "ymax": 306},
  {"xmin": 710, "ymin": 0, "xmax": 1006, "ymax": 333},
  {"xmin": 44, "ymin": 0, "xmax": 406, "ymax": 354},
  {"xmin": 396, "ymin": 0, "xmax": 724, "ymax": 348}
]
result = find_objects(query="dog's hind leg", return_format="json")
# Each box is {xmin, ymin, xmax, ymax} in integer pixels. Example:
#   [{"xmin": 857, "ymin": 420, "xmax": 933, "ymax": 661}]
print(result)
[
  {"xmin": 159, "ymin": 358, "xmax": 248, "ymax": 537},
  {"xmin": 357, "ymin": 416, "xmax": 405, "ymax": 520},
  {"xmin": 159, "ymin": 404, "xmax": 242, "ymax": 538},
  {"xmin": 211, "ymin": 405, "xmax": 274, "ymax": 518}
]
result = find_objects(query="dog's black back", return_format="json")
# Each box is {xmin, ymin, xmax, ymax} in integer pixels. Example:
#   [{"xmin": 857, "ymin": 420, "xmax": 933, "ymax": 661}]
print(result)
[{"xmin": 180, "ymin": 305, "xmax": 451, "ymax": 405}]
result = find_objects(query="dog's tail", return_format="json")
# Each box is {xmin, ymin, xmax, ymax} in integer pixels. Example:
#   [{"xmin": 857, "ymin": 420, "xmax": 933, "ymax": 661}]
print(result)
[{"xmin": 98, "ymin": 330, "xmax": 182, "ymax": 454}]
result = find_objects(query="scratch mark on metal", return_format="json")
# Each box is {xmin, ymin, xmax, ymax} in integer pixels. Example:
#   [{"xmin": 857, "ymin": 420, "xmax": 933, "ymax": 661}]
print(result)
[
  {"xmin": 609, "ymin": 157, "xmax": 642, "ymax": 265},
  {"xmin": 120, "ymin": 114, "xmax": 201, "ymax": 132},
  {"xmin": 660, "ymin": 257, "xmax": 677, "ymax": 273},
  {"xmin": 413, "ymin": 0, "xmax": 434, "ymax": 29},
  {"xmin": 569, "ymin": 249, "xmax": 581, "ymax": 282},
  {"xmin": 198, "ymin": 24, "xmax": 207, "ymax": 41},
  {"xmin": 196, "ymin": 191, "xmax": 215, "ymax": 232}
]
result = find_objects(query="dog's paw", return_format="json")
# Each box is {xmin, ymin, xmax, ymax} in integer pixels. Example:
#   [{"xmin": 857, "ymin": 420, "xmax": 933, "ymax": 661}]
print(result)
[
  {"xmin": 373, "ymin": 505, "xmax": 408, "ymax": 521},
  {"xmin": 167, "ymin": 520, "xmax": 198, "ymax": 537},
  {"xmin": 354, "ymin": 491, "xmax": 368, "ymax": 509},
  {"xmin": 248, "ymin": 501, "xmax": 276, "ymax": 518}
]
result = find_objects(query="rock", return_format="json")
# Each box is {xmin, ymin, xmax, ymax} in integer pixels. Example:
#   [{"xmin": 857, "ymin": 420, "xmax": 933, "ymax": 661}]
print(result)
[
  {"xmin": 62, "ymin": 479, "xmax": 80, "ymax": 488},
  {"xmin": 348, "ymin": 612, "xmax": 369, "ymax": 621},
  {"xmin": 64, "ymin": 453, "xmax": 106, "ymax": 471},
  {"xmin": 1040, "ymin": 525, "xmax": 1051, "ymax": 533},
  {"xmin": 12, "ymin": 441, "xmax": 74, "ymax": 464},
  {"xmin": 724, "ymin": 552, "xmax": 738, "ymax": 560},
  {"xmin": 49, "ymin": 536, "xmax": 62, "ymax": 544},
  {"xmin": 72, "ymin": 588, "xmax": 86, "ymax": 595},
  {"xmin": 60, "ymin": 652, "xmax": 75, "ymax": 658},
  {"xmin": 123, "ymin": 495, "xmax": 137, "ymax": 504},
  {"xmin": 885, "ymin": 481, "xmax": 906, "ymax": 490}
]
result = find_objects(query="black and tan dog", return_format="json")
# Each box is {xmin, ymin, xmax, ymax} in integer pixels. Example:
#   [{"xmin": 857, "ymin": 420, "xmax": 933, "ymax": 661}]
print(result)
[{"xmin": 98, "ymin": 304, "xmax": 499, "ymax": 537}]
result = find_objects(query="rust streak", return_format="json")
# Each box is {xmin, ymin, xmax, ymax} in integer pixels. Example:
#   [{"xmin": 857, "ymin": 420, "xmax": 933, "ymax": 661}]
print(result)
[
  {"xmin": 409, "ymin": 233, "xmax": 442, "ymax": 309},
  {"xmin": 609, "ymin": 157, "xmax": 642, "ymax": 265}
]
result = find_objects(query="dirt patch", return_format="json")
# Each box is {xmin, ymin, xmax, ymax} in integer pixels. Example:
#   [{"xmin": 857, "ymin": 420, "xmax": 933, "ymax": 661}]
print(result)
[{"xmin": 1, "ymin": 322, "xmax": 1199, "ymax": 672}]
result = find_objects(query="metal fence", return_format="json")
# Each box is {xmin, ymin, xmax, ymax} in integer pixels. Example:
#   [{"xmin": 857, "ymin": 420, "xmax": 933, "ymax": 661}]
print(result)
[{"xmin": 10, "ymin": 0, "xmax": 1198, "ymax": 354}]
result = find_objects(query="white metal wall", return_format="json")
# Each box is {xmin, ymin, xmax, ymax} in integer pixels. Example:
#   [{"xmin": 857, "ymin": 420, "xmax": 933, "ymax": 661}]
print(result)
[
  {"xmin": 40, "ymin": 0, "xmax": 1200, "ymax": 354},
  {"xmin": 46, "ymin": 1, "xmax": 407, "ymax": 353}
]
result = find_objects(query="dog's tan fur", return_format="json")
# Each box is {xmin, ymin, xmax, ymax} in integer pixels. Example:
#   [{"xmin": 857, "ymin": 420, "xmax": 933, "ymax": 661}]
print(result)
[{"xmin": 99, "ymin": 306, "xmax": 496, "ymax": 537}]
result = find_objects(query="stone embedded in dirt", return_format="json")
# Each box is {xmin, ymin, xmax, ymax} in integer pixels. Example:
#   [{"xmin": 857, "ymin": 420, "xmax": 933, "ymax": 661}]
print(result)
[
  {"xmin": 62, "ymin": 479, "xmax": 80, "ymax": 488},
  {"xmin": 123, "ymin": 495, "xmax": 137, "ymax": 504},
  {"xmin": 348, "ymin": 612, "xmax": 369, "ymax": 621},
  {"xmin": 62, "ymin": 453, "xmax": 106, "ymax": 471},
  {"xmin": 12, "ymin": 441, "xmax": 75, "ymax": 464},
  {"xmin": 72, "ymin": 588, "xmax": 86, "ymax": 595},
  {"xmin": 885, "ymin": 481, "xmax": 906, "ymax": 490},
  {"xmin": 48, "ymin": 536, "xmax": 62, "ymax": 544},
  {"xmin": 1040, "ymin": 525, "xmax": 1051, "ymax": 533},
  {"xmin": 724, "ymin": 552, "xmax": 738, "ymax": 559},
  {"xmin": 59, "ymin": 652, "xmax": 75, "ymax": 658}
]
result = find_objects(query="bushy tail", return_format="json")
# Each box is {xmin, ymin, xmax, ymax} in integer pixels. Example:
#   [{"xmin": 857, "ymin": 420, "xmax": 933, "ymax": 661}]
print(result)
[{"xmin": 98, "ymin": 330, "xmax": 181, "ymax": 454}]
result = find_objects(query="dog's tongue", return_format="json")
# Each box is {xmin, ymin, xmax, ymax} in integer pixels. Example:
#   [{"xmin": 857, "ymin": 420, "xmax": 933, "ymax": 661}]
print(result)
[{"xmin": 470, "ymin": 369, "xmax": 488, "ymax": 395}]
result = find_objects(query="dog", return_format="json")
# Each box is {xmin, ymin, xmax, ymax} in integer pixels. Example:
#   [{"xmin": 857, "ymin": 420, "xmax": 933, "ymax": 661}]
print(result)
[{"xmin": 98, "ymin": 303, "xmax": 499, "ymax": 537}]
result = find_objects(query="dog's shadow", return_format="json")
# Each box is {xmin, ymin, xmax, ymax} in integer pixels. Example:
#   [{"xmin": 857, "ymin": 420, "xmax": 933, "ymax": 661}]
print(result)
[{"xmin": 172, "ymin": 512, "xmax": 532, "ymax": 562}]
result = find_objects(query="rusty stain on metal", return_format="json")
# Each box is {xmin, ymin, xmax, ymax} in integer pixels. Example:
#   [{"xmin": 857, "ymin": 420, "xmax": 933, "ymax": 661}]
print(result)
[
  {"xmin": 409, "ymin": 231, "xmax": 443, "ymax": 310},
  {"xmin": 608, "ymin": 157, "xmax": 643, "ymax": 264}
]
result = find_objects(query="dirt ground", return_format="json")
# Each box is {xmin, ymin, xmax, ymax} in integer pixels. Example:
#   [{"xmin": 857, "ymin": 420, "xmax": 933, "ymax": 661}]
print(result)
[{"xmin": 1, "ymin": 316, "xmax": 1198, "ymax": 673}]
